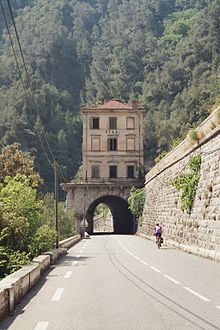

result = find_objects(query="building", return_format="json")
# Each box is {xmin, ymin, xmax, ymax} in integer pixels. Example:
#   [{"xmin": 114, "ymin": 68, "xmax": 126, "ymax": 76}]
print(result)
[
  {"xmin": 81, "ymin": 99, "xmax": 144, "ymax": 181},
  {"xmin": 62, "ymin": 99, "xmax": 144, "ymax": 234}
]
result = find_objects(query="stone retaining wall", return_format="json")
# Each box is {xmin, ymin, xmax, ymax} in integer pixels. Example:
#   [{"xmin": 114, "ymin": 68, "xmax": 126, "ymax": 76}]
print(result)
[
  {"xmin": 138, "ymin": 107, "xmax": 220, "ymax": 261},
  {"xmin": 0, "ymin": 235, "xmax": 80, "ymax": 321}
]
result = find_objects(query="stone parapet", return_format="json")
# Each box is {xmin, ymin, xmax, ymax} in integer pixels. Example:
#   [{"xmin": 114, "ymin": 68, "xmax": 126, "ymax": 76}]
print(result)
[{"xmin": 0, "ymin": 235, "xmax": 81, "ymax": 321}]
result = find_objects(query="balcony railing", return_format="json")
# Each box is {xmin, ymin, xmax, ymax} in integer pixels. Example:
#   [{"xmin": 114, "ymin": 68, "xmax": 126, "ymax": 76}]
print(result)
[{"xmin": 72, "ymin": 176, "xmax": 143, "ymax": 185}]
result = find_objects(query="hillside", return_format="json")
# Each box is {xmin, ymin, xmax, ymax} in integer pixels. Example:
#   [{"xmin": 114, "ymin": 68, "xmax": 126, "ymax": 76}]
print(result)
[{"xmin": 0, "ymin": 0, "xmax": 219, "ymax": 189}]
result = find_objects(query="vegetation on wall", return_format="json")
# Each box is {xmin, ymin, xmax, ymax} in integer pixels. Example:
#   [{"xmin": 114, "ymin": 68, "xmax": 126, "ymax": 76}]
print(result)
[{"xmin": 171, "ymin": 154, "xmax": 202, "ymax": 213}]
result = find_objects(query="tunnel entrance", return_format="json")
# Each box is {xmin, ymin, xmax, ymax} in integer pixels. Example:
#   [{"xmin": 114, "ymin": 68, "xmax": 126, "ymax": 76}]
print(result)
[{"xmin": 85, "ymin": 195, "xmax": 135, "ymax": 235}]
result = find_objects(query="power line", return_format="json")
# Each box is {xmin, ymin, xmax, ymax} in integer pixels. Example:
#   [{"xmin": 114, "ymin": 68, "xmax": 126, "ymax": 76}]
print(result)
[
  {"xmin": 0, "ymin": 1, "xmax": 28, "ymax": 101},
  {"xmin": 6, "ymin": 0, "xmax": 56, "ymax": 163},
  {"xmin": 1, "ymin": 0, "xmax": 68, "ymax": 182},
  {"xmin": 0, "ymin": 0, "xmax": 55, "ymax": 168}
]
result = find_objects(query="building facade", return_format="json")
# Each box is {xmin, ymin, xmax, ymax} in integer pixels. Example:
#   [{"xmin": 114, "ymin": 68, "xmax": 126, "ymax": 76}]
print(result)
[{"xmin": 81, "ymin": 99, "xmax": 144, "ymax": 181}]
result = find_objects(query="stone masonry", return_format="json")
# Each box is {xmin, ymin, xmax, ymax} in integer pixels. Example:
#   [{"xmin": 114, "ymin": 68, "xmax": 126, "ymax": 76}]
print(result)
[{"xmin": 138, "ymin": 107, "xmax": 220, "ymax": 261}]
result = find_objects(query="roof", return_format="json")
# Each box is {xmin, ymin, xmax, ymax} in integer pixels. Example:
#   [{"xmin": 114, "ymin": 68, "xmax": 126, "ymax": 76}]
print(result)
[
  {"xmin": 82, "ymin": 99, "xmax": 133, "ymax": 111},
  {"xmin": 96, "ymin": 100, "xmax": 132, "ymax": 110}
]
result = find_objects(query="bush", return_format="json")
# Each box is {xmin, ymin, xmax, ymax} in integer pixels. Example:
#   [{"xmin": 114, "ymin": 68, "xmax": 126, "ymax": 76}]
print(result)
[
  {"xmin": 128, "ymin": 187, "xmax": 145, "ymax": 222},
  {"xmin": 28, "ymin": 224, "xmax": 56, "ymax": 257}
]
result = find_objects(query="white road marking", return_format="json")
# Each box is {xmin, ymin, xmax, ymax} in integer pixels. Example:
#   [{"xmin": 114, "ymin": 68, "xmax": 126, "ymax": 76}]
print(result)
[
  {"xmin": 71, "ymin": 260, "xmax": 78, "ymax": 266},
  {"xmin": 76, "ymin": 254, "xmax": 81, "ymax": 258},
  {"xmin": 134, "ymin": 255, "xmax": 140, "ymax": 260},
  {"xmin": 163, "ymin": 274, "xmax": 180, "ymax": 285},
  {"xmin": 183, "ymin": 287, "xmax": 210, "ymax": 302},
  {"xmin": 34, "ymin": 322, "xmax": 49, "ymax": 330},
  {"xmin": 64, "ymin": 271, "xmax": 72, "ymax": 278},
  {"xmin": 51, "ymin": 288, "xmax": 64, "ymax": 302},
  {"xmin": 150, "ymin": 266, "xmax": 161, "ymax": 273},
  {"xmin": 216, "ymin": 306, "xmax": 220, "ymax": 309},
  {"xmin": 140, "ymin": 260, "xmax": 149, "ymax": 266}
]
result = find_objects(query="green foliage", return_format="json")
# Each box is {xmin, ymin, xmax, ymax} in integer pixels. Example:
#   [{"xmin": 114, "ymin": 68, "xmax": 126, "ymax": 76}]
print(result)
[
  {"xmin": 155, "ymin": 150, "xmax": 168, "ymax": 163},
  {"xmin": 159, "ymin": 9, "xmax": 200, "ymax": 49},
  {"xmin": 41, "ymin": 193, "xmax": 77, "ymax": 240},
  {"xmin": 171, "ymin": 137, "xmax": 182, "ymax": 149},
  {"xmin": 128, "ymin": 187, "xmax": 145, "ymax": 221},
  {"xmin": 0, "ymin": 248, "xmax": 30, "ymax": 278},
  {"xmin": 172, "ymin": 154, "xmax": 201, "ymax": 213},
  {"xmin": 0, "ymin": 0, "xmax": 220, "ymax": 182},
  {"xmin": 0, "ymin": 143, "xmax": 43, "ymax": 188},
  {"xmin": 0, "ymin": 174, "xmax": 42, "ymax": 250},
  {"xmin": 28, "ymin": 224, "xmax": 56, "ymax": 257},
  {"xmin": 94, "ymin": 203, "xmax": 110, "ymax": 220}
]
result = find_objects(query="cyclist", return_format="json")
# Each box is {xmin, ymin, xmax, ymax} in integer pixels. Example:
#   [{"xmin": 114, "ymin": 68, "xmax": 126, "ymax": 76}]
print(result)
[{"xmin": 155, "ymin": 223, "xmax": 163, "ymax": 244}]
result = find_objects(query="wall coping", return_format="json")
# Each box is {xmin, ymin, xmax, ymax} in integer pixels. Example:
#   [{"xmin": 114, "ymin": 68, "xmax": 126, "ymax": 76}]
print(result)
[{"xmin": 145, "ymin": 106, "xmax": 220, "ymax": 184}]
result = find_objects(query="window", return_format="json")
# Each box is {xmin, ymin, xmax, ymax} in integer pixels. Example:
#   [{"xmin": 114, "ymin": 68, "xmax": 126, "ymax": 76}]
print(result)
[
  {"xmin": 109, "ymin": 165, "xmax": 117, "ymax": 178},
  {"xmin": 108, "ymin": 138, "xmax": 117, "ymax": 151},
  {"xmin": 91, "ymin": 165, "xmax": 100, "ymax": 178},
  {"xmin": 126, "ymin": 138, "xmax": 135, "ymax": 150},
  {"xmin": 127, "ymin": 165, "xmax": 135, "ymax": 178},
  {"xmin": 109, "ymin": 117, "xmax": 117, "ymax": 129},
  {"xmin": 91, "ymin": 138, "xmax": 100, "ymax": 151},
  {"xmin": 91, "ymin": 117, "xmax": 99, "ymax": 129},
  {"xmin": 126, "ymin": 117, "xmax": 135, "ymax": 129}
]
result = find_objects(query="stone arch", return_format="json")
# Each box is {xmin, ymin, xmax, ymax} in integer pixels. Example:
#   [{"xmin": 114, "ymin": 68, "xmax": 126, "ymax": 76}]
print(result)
[{"xmin": 85, "ymin": 195, "xmax": 135, "ymax": 234}]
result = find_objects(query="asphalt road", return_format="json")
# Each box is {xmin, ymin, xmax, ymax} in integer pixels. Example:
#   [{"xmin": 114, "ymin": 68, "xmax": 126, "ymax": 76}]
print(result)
[{"xmin": 1, "ymin": 235, "xmax": 220, "ymax": 330}]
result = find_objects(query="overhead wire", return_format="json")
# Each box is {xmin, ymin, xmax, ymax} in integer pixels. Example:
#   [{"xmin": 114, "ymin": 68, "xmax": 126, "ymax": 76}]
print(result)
[
  {"xmin": 1, "ymin": 0, "xmax": 67, "ymax": 183},
  {"xmin": 0, "ymin": 0, "xmax": 29, "ymax": 101}
]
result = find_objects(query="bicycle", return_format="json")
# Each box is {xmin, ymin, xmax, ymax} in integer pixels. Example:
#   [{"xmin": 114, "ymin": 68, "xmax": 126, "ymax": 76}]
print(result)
[{"xmin": 156, "ymin": 236, "xmax": 163, "ymax": 249}]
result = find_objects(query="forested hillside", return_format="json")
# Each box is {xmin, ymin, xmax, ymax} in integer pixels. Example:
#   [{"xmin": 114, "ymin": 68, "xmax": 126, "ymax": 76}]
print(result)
[{"xmin": 0, "ymin": 0, "xmax": 220, "ymax": 189}]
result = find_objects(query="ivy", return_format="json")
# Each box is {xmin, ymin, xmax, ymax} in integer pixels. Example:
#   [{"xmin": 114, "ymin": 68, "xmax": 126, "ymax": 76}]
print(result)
[{"xmin": 171, "ymin": 155, "xmax": 201, "ymax": 213}]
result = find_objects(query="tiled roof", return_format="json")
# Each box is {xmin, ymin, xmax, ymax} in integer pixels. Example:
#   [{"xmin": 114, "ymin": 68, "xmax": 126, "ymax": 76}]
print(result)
[{"xmin": 97, "ymin": 100, "xmax": 132, "ymax": 109}]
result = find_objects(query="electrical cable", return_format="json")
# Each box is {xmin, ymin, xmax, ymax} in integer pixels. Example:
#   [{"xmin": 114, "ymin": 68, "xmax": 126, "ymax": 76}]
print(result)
[
  {"xmin": 2, "ymin": 0, "xmax": 68, "ymax": 182},
  {"xmin": 0, "ymin": 0, "xmax": 55, "ymax": 168},
  {"xmin": 0, "ymin": 0, "xmax": 29, "ymax": 101},
  {"xmin": 6, "ymin": 0, "xmax": 56, "ymax": 164}
]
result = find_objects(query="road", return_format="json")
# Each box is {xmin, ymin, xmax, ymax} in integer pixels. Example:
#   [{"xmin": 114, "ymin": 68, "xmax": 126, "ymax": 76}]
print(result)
[{"xmin": 1, "ymin": 235, "xmax": 220, "ymax": 330}]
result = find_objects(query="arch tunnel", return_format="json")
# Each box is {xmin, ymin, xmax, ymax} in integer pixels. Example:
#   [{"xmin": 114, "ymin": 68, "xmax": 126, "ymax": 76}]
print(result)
[{"xmin": 85, "ymin": 195, "xmax": 136, "ymax": 235}]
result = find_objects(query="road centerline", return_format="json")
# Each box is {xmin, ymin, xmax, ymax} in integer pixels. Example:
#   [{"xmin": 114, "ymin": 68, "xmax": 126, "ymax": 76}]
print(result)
[
  {"xmin": 64, "ymin": 271, "xmax": 73, "ymax": 278},
  {"xmin": 150, "ymin": 266, "xmax": 161, "ymax": 273},
  {"xmin": 51, "ymin": 288, "xmax": 64, "ymax": 302},
  {"xmin": 34, "ymin": 321, "xmax": 49, "ymax": 330},
  {"xmin": 183, "ymin": 287, "xmax": 210, "ymax": 302},
  {"xmin": 163, "ymin": 274, "xmax": 180, "ymax": 285}
]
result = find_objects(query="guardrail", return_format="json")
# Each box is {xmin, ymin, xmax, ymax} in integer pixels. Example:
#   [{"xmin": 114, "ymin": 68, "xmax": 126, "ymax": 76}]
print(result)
[{"xmin": 0, "ymin": 235, "xmax": 81, "ymax": 321}]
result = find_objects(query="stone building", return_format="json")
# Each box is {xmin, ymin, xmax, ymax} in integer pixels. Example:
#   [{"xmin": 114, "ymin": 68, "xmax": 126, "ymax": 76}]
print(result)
[
  {"xmin": 82, "ymin": 99, "xmax": 144, "ymax": 180},
  {"xmin": 62, "ymin": 99, "xmax": 144, "ymax": 234}
]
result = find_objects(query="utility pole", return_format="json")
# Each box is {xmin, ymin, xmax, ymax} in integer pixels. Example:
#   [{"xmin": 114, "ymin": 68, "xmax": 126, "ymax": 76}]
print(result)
[{"xmin": 54, "ymin": 159, "xmax": 59, "ymax": 248}]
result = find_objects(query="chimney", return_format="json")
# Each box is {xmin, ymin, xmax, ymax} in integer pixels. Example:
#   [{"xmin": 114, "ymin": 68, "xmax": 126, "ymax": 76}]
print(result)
[{"xmin": 132, "ymin": 100, "xmax": 139, "ymax": 110}]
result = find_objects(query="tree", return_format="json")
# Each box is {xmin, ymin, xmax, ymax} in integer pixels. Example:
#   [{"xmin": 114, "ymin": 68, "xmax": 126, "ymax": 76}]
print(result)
[
  {"xmin": 0, "ymin": 174, "xmax": 43, "ymax": 251},
  {"xmin": 128, "ymin": 187, "xmax": 145, "ymax": 222},
  {"xmin": 0, "ymin": 143, "xmax": 42, "ymax": 188}
]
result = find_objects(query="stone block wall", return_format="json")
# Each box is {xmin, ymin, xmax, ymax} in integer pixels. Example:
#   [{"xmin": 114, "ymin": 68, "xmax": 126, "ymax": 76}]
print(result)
[{"xmin": 139, "ymin": 108, "xmax": 220, "ymax": 261}]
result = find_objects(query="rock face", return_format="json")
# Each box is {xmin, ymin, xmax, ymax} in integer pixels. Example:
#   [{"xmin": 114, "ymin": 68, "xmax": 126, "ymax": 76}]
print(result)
[{"xmin": 139, "ymin": 108, "xmax": 220, "ymax": 261}]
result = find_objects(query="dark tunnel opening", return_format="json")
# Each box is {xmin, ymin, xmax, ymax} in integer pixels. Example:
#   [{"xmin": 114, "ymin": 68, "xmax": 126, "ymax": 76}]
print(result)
[{"xmin": 85, "ymin": 195, "xmax": 136, "ymax": 235}]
